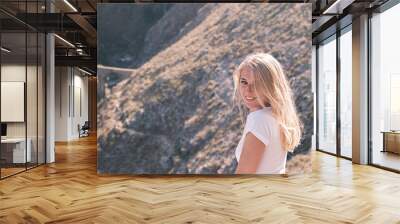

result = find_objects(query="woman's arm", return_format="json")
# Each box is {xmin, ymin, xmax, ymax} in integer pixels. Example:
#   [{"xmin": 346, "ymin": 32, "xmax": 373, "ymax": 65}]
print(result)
[{"xmin": 235, "ymin": 132, "xmax": 266, "ymax": 174}]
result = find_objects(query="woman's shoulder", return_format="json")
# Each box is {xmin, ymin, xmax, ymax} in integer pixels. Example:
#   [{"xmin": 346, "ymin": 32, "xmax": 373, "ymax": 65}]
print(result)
[
  {"xmin": 247, "ymin": 107, "xmax": 276, "ymax": 124},
  {"xmin": 245, "ymin": 108, "xmax": 279, "ymax": 134},
  {"xmin": 245, "ymin": 107, "xmax": 279, "ymax": 141}
]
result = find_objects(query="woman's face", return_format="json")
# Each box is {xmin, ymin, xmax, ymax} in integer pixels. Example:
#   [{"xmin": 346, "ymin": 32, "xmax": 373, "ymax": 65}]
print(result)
[{"xmin": 239, "ymin": 67, "xmax": 264, "ymax": 112}]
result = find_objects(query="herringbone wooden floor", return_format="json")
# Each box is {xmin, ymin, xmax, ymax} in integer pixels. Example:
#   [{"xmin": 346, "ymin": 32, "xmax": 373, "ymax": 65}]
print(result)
[{"xmin": 1, "ymin": 134, "xmax": 400, "ymax": 224}]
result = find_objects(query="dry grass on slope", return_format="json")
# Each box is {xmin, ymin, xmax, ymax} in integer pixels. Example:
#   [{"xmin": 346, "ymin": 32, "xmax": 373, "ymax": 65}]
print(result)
[{"xmin": 98, "ymin": 3, "xmax": 312, "ymax": 174}]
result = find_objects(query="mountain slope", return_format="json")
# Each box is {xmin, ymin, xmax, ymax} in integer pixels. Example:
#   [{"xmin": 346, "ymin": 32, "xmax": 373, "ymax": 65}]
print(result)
[{"xmin": 98, "ymin": 3, "xmax": 312, "ymax": 174}]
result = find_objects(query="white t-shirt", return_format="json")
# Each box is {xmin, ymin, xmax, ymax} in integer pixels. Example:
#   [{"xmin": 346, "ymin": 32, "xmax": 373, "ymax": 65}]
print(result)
[{"xmin": 235, "ymin": 107, "xmax": 287, "ymax": 174}]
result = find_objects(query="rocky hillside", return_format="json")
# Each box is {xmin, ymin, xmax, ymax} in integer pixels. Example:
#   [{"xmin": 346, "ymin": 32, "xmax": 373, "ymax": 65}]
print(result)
[
  {"xmin": 97, "ymin": 3, "xmax": 312, "ymax": 174},
  {"xmin": 98, "ymin": 4, "xmax": 172, "ymax": 68}
]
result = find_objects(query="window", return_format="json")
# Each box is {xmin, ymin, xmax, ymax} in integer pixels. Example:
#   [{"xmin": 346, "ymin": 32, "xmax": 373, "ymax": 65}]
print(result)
[
  {"xmin": 339, "ymin": 27, "xmax": 352, "ymax": 158},
  {"xmin": 0, "ymin": 1, "xmax": 46, "ymax": 179},
  {"xmin": 317, "ymin": 35, "xmax": 337, "ymax": 154},
  {"xmin": 370, "ymin": 2, "xmax": 400, "ymax": 171}
]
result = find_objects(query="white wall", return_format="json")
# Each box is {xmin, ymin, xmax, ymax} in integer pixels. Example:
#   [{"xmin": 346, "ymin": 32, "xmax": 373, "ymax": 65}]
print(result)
[
  {"xmin": 55, "ymin": 66, "xmax": 69, "ymax": 141},
  {"xmin": 1, "ymin": 65, "xmax": 26, "ymax": 132},
  {"xmin": 1, "ymin": 64, "xmax": 26, "ymax": 81},
  {"xmin": 1, "ymin": 82, "xmax": 25, "ymax": 122},
  {"xmin": 1, "ymin": 63, "xmax": 46, "ymax": 164},
  {"xmin": 54, "ymin": 67, "xmax": 89, "ymax": 141},
  {"xmin": 72, "ymin": 73, "xmax": 89, "ymax": 138},
  {"xmin": 1, "ymin": 64, "xmax": 35, "ymax": 138}
]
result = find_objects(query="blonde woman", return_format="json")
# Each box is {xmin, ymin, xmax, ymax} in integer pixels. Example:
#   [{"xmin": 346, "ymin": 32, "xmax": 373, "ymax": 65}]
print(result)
[{"xmin": 233, "ymin": 53, "xmax": 302, "ymax": 174}]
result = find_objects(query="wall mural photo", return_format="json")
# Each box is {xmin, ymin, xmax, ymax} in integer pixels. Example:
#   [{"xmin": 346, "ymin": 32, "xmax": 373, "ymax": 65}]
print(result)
[{"xmin": 97, "ymin": 3, "xmax": 313, "ymax": 175}]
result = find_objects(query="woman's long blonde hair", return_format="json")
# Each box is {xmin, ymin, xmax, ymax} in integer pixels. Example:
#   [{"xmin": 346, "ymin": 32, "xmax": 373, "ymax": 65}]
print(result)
[{"xmin": 233, "ymin": 53, "xmax": 302, "ymax": 152}]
